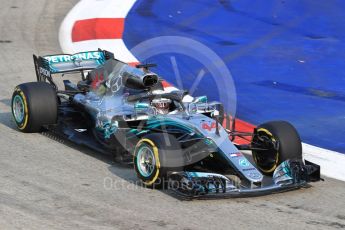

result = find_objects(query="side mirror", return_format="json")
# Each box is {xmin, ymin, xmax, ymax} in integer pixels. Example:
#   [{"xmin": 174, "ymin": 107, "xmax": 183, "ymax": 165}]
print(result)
[
  {"xmin": 135, "ymin": 102, "xmax": 150, "ymax": 111},
  {"xmin": 134, "ymin": 102, "xmax": 156, "ymax": 116},
  {"xmin": 193, "ymin": 96, "xmax": 207, "ymax": 103}
]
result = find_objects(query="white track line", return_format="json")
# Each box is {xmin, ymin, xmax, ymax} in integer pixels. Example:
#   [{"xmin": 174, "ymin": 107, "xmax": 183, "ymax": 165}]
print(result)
[
  {"xmin": 303, "ymin": 143, "xmax": 345, "ymax": 181},
  {"xmin": 59, "ymin": 0, "xmax": 345, "ymax": 181}
]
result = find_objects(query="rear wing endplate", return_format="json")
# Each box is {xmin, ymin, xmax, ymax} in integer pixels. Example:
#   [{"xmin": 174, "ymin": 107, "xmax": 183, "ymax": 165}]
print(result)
[{"xmin": 33, "ymin": 54, "xmax": 54, "ymax": 85}]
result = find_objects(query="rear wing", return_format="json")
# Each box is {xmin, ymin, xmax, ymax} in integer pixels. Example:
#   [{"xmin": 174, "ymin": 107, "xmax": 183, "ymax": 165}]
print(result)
[{"xmin": 33, "ymin": 50, "xmax": 115, "ymax": 83}]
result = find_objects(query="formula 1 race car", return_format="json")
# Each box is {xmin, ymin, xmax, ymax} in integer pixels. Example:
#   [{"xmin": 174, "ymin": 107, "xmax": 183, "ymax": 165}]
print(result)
[{"xmin": 11, "ymin": 49, "xmax": 320, "ymax": 198}]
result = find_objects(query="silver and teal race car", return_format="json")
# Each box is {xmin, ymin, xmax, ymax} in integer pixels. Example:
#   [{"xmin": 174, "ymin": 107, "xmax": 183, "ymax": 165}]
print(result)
[{"xmin": 11, "ymin": 49, "xmax": 320, "ymax": 198}]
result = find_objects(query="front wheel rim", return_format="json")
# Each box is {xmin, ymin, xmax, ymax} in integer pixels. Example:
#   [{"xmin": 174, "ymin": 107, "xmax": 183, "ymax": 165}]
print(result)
[
  {"xmin": 252, "ymin": 129, "xmax": 279, "ymax": 173},
  {"xmin": 137, "ymin": 145, "xmax": 156, "ymax": 177}
]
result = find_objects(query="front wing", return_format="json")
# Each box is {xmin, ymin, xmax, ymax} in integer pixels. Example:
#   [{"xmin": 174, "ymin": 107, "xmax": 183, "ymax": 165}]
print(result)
[{"xmin": 167, "ymin": 160, "xmax": 321, "ymax": 199}]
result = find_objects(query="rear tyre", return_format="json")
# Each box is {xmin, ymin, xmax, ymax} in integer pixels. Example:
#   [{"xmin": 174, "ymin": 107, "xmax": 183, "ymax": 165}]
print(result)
[
  {"xmin": 251, "ymin": 121, "xmax": 302, "ymax": 175},
  {"xmin": 11, "ymin": 82, "xmax": 57, "ymax": 133},
  {"xmin": 134, "ymin": 134, "xmax": 182, "ymax": 188}
]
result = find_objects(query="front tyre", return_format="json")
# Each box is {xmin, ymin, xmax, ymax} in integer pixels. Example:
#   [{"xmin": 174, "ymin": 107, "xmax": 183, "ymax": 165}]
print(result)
[
  {"xmin": 134, "ymin": 134, "xmax": 182, "ymax": 188},
  {"xmin": 251, "ymin": 121, "xmax": 302, "ymax": 175}
]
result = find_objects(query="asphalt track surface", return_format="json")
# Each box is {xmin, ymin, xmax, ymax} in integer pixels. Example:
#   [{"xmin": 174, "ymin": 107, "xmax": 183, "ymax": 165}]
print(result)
[{"xmin": 0, "ymin": 1, "xmax": 345, "ymax": 229}]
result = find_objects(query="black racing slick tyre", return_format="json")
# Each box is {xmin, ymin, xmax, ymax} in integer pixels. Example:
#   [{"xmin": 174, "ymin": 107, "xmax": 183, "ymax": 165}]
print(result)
[
  {"xmin": 251, "ymin": 121, "xmax": 302, "ymax": 175},
  {"xmin": 134, "ymin": 134, "xmax": 182, "ymax": 188},
  {"xmin": 11, "ymin": 82, "xmax": 58, "ymax": 133}
]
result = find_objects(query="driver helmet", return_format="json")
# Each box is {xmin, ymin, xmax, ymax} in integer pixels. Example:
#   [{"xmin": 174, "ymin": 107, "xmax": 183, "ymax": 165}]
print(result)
[{"xmin": 151, "ymin": 98, "xmax": 171, "ymax": 114}]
